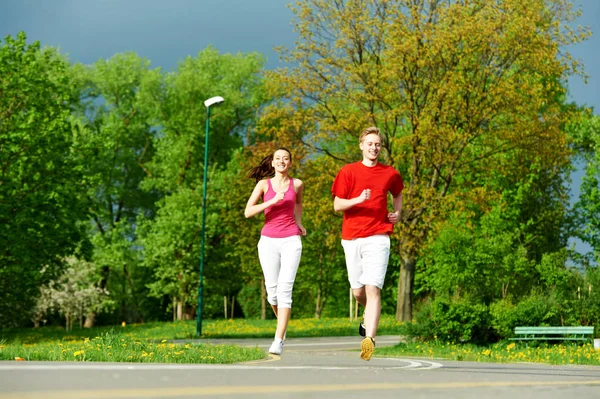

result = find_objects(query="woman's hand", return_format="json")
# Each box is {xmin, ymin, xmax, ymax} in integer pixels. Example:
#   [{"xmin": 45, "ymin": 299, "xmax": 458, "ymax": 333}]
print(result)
[
  {"xmin": 298, "ymin": 224, "xmax": 307, "ymax": 236},
  {"xmin": 271, "ymin": 190, "xmax": 285, "ymax": 204}
]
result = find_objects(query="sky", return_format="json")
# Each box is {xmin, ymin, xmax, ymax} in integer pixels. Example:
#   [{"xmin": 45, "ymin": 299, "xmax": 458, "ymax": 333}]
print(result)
[{"xmin": 1, "ymin": 0, "xmax": 599, "ymax": 253}]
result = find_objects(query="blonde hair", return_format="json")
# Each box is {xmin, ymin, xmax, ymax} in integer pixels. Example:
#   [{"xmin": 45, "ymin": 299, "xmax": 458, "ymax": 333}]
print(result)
[{"xmin": 359, "ymin": 126, "xmax": 382, "ymax": 143}]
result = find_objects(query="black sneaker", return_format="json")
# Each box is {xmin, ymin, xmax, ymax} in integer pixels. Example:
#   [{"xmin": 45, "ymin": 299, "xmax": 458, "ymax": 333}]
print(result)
[{"xmin": 358, "ymin": 318, "xmax": 366, "ymax": 337}]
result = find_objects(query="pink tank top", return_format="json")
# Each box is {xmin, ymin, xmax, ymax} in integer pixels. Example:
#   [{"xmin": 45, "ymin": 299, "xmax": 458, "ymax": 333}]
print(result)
[{"xmin": 261, "ymin": 178, "xmax": 301, "ymax": 238}]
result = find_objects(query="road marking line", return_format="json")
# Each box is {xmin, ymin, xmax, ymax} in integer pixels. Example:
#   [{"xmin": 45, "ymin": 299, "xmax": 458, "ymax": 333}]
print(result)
[
  {"xmin": 0, "ymin": 358, "xmax": 437, "ymax": 371},
  {"xmin": 2, "ymin": 380, "xmax": 600, "ymax": 398},
  {"xmin": 387, "ymin": 358, "xmax": 444, "ymax": 370}
]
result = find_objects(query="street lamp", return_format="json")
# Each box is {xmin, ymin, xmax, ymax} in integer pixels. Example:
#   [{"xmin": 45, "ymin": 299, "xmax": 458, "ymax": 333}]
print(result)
[{"xmin": 196, "ymin": 95, "xmax": 224, "ymax": 337}]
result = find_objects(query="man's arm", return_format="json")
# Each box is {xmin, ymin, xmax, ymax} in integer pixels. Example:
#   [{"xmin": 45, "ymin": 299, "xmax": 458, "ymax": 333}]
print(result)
[
  {"xmin": 333, "ymin": 189, "xmax": 370, "ymax": 212},
  {"xmin": 387, "ymin": 192, "xmax": 403, "ymax": 224}
]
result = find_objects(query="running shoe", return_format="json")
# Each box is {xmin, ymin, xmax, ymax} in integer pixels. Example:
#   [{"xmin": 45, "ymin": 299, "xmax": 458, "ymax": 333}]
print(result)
[
  {"xmin": 268, "ymin": 340, "xmax": 284, "ymax": 355},
  {"xmin": 360, "ymin": 337, "xmax": 375, "ymax": 361},
  {"xmin": 358, "ymin": 318, "xmax": 366, "ymax": 337}
]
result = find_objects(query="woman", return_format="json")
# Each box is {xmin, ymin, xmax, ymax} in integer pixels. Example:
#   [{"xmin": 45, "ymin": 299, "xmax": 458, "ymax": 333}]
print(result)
[{"xmin": 244, "ymin": 148, "xmax": 306, "ymax": 355}]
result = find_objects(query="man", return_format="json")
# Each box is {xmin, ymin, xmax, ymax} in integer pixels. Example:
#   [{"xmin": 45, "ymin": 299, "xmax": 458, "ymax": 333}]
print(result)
[{"xmin": 331, "ymin": 126, "xmax": 404, "ymax": 361}]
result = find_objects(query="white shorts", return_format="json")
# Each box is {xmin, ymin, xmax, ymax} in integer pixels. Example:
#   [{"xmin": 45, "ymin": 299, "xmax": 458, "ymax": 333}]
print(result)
[
  {"xmin": 341, "ymin": 235, "xmax": 390, "ymax": 289},
  {"xmin": 257, "ymin": 235, "xmax": 302, "ymax": 308}
]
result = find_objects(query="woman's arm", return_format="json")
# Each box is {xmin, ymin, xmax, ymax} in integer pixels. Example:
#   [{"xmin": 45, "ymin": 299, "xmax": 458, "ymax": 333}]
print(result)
[
  {"xmin": 244, "ymin": 180, "xmax": 282, "ymax": 218},
  {"xmin": 294, "ymin": 179, "xmax": 306, "ymax": 236}
]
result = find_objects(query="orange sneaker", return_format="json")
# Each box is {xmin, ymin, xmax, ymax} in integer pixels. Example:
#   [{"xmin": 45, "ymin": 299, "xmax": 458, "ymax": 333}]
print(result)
[{"xmin": 360, "ymin": 337, "xmax": 375, "ymax": 361}]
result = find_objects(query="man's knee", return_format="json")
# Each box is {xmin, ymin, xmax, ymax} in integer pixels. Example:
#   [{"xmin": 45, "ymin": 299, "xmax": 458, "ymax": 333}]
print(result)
[
  {"xmin": 353, "ymin": 287, "xmax": 366, "ymax": 302},
  {"xmin": 365, "ymin": 285, "xmax": 381, "ymax": 298}
]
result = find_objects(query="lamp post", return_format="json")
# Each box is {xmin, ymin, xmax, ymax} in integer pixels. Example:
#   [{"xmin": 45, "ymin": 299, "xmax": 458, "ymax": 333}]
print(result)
[{"xmin": 196, "ymin": 95, "xmax": 224, "ymax": 337}]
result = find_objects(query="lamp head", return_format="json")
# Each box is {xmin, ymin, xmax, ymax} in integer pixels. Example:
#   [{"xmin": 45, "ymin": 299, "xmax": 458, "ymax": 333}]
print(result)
[{"xmin": 204, "ymin": 96, "xmax": 225, "ymax": 108}]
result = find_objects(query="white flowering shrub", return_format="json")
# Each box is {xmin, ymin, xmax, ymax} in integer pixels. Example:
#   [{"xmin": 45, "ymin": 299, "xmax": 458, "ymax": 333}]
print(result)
[{"xmin": 32, "ymin": 256, "xmax": 114, "ymax": 331}]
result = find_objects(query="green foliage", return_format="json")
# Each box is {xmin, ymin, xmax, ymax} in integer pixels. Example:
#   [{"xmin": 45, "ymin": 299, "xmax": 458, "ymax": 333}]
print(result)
[
  {"xmin": 70, "ymin": 53, "xmax": 161, "ymax": 325},
  {"xmin": 0, "ymin": 32, "xmax": 88, "ymax": 327},
  {"xmin": 489, "ymin": 294, "xmax": 561, "ymax": 339},
  {"xmin": 136, "ymin": 49, "xmax": 269, "ymax": 320},
  {"xmin": 401, "ymin": 298, "xmax": 494, "ymax": 344},
  {"xmin": 293, "ymin": 155, "xmax": 349, "ymax": 318},
  {"xmin": 570, "ymin": 114, "xmax": 600, "ymax": 261},
  {"xmin": 423, "ymin": 205, "xmax": 536, "ymax": 303}
]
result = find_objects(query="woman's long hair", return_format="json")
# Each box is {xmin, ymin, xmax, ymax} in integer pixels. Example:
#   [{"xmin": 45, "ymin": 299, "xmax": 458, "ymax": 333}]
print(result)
[{"xmin": 247, "ymin": 147, "xmax": 292, "ymax": 183}]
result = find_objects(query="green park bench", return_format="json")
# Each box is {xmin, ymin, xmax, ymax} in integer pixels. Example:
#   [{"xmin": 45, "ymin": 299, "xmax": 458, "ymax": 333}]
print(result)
[{"xmin": 510, "ymin": 326, "xmax": 594, "ymax": 342}]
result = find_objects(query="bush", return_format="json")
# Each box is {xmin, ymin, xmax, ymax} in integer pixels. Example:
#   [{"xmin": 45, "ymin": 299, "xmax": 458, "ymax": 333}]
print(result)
[
  {"xmin": 401, "ymin": 298, "xmax": 494, "ymax": 344},
  {"xmin": 490, "ymin": 293, "xmax": 561, "ymax": 339}
]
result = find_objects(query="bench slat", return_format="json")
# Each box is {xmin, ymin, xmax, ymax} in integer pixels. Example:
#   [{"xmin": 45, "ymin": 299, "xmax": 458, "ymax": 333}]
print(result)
[
  {"xmin": 511, "ymin": 326, "xmax": 594, "ymax": 342},
  {"xmin": 514, "ymin": 327, "xmax": 593, "ymax": 334}
]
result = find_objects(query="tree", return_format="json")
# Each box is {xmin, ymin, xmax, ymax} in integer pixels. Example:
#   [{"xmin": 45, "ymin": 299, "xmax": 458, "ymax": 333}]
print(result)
[
  {"xmin": 137, "ymin": 48, "xmax": 269, "ymax": 320},
  {"xmin": 571, "ymin": 113, "xmax": 600, "ymax": 262},
  {"xmin": 295, "ymin": 155, "xmax": 348, "ymax": 318},
  {"xmin": 0, "ymin": 32, "xmax": 88, "ymax": 327},
  {"xmin": 261, "ymin": 0, "xmax": 587, "ymax": 320},
  {"xmin": 71, "ymin": 52, "xmax": 161, "ymax": 325}
]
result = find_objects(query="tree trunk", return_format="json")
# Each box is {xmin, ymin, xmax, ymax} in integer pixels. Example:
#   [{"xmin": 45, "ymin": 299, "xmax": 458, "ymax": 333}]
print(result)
[
  {"xmin": 176, "ymin": 300, "xmax": 183, "ymax": 321},
  {"xmin": 396, "ymin": 254, "xmax": 416, "ymax": 322},
  {"xmin": 315, "ymin": 286, "xmax": 322, "ymax": 319},
  {"xmin": 172, "ymin": 297, "xmax": 176, "ymax": 321},
  {"xmin": 230, "ymin": 296, "xmax": 235, "ymax": 319},
  {"xmin": 84, "ymin": 312, "xmax": 96, "ymax": 328},
  {"xmin": 261, "ymin": 277, "xmax": 266, "ymax": 320}
]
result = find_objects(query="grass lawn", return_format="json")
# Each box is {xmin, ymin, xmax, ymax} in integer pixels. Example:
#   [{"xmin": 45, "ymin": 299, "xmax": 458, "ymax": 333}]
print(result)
[
  {"xmin": 378, "ymin": 340, "xmax": 600, "ymax": 366},
  {"xmin": 0, "ymin": 315, "xmax": 400, "ymax": 364},
  {"xmin": 2, "ymin": 316, "xmax": 600, "ymax": 366}
]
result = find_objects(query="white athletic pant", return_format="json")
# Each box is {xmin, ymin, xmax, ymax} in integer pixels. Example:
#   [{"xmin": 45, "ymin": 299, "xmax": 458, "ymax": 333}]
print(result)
[
  {"xmin": 257, "ymin": 235, "xmax": 302, "ymax": 308},
  {"xmin": 341, "ymin": 234, "xmax": 390, "ymax": 289}
]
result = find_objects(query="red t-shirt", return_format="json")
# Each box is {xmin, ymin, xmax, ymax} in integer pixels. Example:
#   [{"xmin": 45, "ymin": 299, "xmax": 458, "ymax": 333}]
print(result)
[{"xmin": 331, "ymin": 162, "xmax": 404, "ymax": 240}]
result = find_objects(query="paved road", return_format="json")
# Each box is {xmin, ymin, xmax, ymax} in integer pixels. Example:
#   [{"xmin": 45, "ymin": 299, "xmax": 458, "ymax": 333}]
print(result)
[{"xmin": 1, "ymin": 336, "xmax": 600, "ymax": 399}]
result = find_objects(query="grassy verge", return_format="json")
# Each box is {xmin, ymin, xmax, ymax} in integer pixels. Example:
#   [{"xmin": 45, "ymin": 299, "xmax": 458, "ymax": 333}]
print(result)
[
  {"xmin": 377, "ymin": 340, "xmax": 600, "ymax": 366},
  {"xmin": 0, "ymin": 315, "xmax": 402, "ymax": 344},
  {"xmin": 3, "ymin": 317, "xmax": 600, "ymax": 366},
  {"xmin": 0, "ymin": 316, "xmax": 399, "ymax": 364},
  {"xmin": 0, "ymin": 331, "xmax": 264, "ymax": 363}
]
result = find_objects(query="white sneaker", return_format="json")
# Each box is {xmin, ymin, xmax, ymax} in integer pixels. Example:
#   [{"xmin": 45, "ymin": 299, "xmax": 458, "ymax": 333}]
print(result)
[{"xmin": 268, "ymin": 340, "xmax": 284, "ymax": 355}]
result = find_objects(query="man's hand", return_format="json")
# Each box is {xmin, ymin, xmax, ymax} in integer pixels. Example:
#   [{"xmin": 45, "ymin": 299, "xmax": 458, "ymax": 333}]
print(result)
[{"xmin": 358, "ymin": 189, "xmax": 371, "ymax": 203}]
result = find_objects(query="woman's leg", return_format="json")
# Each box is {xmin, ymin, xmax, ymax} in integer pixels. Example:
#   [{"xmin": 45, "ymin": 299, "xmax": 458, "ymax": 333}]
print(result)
[
  {"xmin": 257, "ymin": 236, "xmax": 281, "ymax": 310},
  {"xmin": 274, "ymin": 236, "xmax": 302, "ymax": 340}
]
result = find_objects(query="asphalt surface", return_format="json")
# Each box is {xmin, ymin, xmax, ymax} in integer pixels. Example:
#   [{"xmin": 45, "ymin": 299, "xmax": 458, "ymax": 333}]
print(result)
[{"xmin": 1, "ymin": 336, "xmax": 600, "ymax": 399}]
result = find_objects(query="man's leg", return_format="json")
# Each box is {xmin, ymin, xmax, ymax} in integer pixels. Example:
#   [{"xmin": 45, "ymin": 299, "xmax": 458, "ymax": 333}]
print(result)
[
  {"xmin": 357, "ymin": 235, "xmax": 389, "ymax": 361},
  {"xmin": 352, "ymin": 287, "xmax": 366, "ymax": 308},
  {"xmin": 364, "ymin": 285, "xmax": 381, "ymax": 338},
  {"xmin": 355, "ymin": 284, "xmax": 380, "ymax": 361},
  {"xmin": 353, "ymin": 287, "xmax": 367, "ymax": 337}
]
